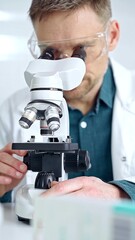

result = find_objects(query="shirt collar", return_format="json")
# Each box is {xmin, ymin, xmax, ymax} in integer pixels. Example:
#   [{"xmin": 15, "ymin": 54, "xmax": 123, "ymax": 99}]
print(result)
[{"xmin": 97, "ymin": 63, "xmax": 116, "ymax": 110}]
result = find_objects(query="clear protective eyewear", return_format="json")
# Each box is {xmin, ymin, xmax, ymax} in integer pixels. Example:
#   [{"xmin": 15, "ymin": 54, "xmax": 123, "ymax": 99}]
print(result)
[{"xmin": 28, "ymin": 25, "xmax": 109, "ymax": 62}]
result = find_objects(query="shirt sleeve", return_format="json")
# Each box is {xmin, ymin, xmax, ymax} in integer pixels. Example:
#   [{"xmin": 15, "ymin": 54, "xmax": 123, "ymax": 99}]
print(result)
[
  {"xmin": 109, "ymin": 180, "xmax": 135, "ymax": 200},
  {"xmin": 0, "ymin": 191, "xmax": 12, "ymax": 203}
]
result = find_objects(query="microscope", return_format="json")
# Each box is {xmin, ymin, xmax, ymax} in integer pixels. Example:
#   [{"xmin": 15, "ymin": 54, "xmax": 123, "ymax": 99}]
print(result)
[{"xmin": 12, "ymin": 48, "xmax": 91, "ymax": 223}]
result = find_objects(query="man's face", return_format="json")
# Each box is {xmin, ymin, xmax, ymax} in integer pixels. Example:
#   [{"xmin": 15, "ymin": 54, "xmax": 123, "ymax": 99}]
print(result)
[{"xmin": 34, "ymin": 7, "xmax": 119, "ymax": 102}]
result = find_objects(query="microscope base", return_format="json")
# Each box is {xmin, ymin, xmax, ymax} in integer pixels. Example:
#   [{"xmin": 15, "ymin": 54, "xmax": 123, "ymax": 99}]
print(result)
[
  {"xmin": 18, "ymin": 216, "xmax": 31, "ymax": 225},
  {"xmin": 15, "ymin": 184, "xmax": 45, "ymax": 223}
]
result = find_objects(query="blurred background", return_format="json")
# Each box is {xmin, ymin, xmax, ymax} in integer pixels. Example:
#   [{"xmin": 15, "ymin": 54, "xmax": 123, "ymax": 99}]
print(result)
[{"xmin": 0, "ymin": 0, "xmax": 135, "ymax": 105}]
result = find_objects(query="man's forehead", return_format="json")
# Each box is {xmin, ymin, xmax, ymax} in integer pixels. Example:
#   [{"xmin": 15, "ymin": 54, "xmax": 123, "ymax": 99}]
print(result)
[{"xmin": 34, "ymin": 7, "xmax": 103, "ymax": 42}]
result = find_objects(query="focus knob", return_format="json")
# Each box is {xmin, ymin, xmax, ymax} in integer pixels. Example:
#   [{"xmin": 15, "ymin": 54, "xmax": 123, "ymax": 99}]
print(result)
[
  {"xmin": 35, "ymin": 171, "xmax": 55, "ymax": 189},
  {"xmin": 64, "ymin": 150, "xmax": 91, "ymax": 173}
]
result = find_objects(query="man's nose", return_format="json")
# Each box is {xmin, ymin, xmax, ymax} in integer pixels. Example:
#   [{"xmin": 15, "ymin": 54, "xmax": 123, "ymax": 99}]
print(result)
[{"xmin": 59, "ymin": 53, "xmax": 70, "ymax": 59}]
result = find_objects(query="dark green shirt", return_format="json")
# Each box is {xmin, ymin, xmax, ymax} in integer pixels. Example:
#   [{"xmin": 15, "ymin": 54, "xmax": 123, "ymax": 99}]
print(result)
[
  {"xmin": 0, "ymin": 191, "xmax": 12, "ymax": 202},
  {"xmin": 68, "ymin": 63, "xmax": 135, "ymax": 200},
  {"xmin": 68, "ymin": 64, "xmax": 114, "ymax": 182}
]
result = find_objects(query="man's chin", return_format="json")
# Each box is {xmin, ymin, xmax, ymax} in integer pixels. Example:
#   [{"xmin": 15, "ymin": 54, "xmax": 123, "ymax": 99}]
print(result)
[
  {"xmin": 64, "ymin": 90, "xmax": 83, "ymax": 101},
  {"xmin": 64, "ymin": 90, "xmax": 76, "ymax": 100},
  {"xmin": 63, "ymin": 80, "xmax": 89, "ymax": 100}
]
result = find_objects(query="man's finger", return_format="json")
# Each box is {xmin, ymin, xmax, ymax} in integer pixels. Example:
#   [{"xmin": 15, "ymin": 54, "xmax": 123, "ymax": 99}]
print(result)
[{"xmin": 0, "ymin": 143, "xmax": 27, "ymax": 156}]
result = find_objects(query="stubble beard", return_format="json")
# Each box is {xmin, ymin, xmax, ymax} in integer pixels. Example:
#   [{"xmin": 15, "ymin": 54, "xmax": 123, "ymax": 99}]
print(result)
[{"xmin": 63, "ymin": 73, "xmax": 101, "ymax": 102}]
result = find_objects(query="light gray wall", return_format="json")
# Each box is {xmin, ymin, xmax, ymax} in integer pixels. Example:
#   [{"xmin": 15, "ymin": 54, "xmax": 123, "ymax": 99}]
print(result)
[
  {"xmin": 110, "ymin": 0, "xmax": 135, "ymax": 70},
  {"xmin": 0, "ymin": 0, "xmax": 33, "ymax": 105},
  {"xmin": 0, "ymin": 0, "xmax": 135, "ymax": 105}
]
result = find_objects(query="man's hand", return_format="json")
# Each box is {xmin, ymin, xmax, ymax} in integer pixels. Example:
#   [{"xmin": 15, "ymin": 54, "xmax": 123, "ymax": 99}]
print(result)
[
  {"xmin": 42, "ymin": 176, "xmax": 129, "ymax": 200},
  {"xmin": 0, "ymin": 143, "xmax": 27, "ymax": 197}
]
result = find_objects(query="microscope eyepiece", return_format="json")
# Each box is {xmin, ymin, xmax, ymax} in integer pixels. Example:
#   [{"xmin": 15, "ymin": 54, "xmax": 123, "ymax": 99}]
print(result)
[
  {"xmin": 72, "ymin": 46, "xmax": 86, "ymax": 62},
  {"xmin": 39, "ymin": 48, "xmax": 55, "ymax": 60}
]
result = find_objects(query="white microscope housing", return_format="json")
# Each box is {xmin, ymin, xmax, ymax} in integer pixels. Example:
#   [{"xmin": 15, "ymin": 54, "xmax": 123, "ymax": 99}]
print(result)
[{"xmin": 12, "ymin": 57, "xmax": 91, "ymax": 223}]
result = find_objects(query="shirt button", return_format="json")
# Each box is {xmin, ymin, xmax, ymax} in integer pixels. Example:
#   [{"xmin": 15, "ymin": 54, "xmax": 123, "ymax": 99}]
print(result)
[{"xmin": 80, "ymin": 121, "xmax": 87, "ymax": 128}]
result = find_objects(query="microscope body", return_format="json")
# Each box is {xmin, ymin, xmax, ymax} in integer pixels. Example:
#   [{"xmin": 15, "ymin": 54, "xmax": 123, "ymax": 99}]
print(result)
[{"xmin": 12, "ymin": 57, "xmax": 91, "ymax": 222}]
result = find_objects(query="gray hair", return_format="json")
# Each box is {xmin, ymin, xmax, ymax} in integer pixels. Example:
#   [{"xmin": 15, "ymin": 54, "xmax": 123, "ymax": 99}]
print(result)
[{"xmin": 29, "ymin": 0, "xmax": 112, "ymax": 24}]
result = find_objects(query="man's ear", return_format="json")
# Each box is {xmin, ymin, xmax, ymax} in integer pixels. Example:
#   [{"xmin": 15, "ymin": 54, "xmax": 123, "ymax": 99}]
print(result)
[{"xmin": 107, "ymin": 20, "xmax": 120, "ymax": 52}]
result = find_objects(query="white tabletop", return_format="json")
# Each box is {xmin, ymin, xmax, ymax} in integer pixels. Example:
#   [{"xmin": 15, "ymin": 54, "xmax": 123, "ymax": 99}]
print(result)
[{"xmin": 0, "ymin": 203, "xmax": 33, "ymax": 240}]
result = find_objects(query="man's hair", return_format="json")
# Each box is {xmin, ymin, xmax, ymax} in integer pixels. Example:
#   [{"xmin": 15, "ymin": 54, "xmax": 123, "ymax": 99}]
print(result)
[{"xmin": 29, "ymin": 0, "xmax": 112, "ymax": 24}]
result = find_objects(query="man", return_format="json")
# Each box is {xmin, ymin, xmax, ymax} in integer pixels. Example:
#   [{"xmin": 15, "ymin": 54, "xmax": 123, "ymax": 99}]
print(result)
[{"xmin": 1, "ymin": 0, "xmax": 135, "ymax": 201}]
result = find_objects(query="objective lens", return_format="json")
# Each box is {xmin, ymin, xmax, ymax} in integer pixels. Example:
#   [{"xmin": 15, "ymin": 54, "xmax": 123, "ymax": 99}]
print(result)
[
  {"xmin": 45, "ymin": 106, "xmax": 60, "ymax": 131},
  {"xmin": 19, "ymin": 108, "xmax": 37, "ymax": 129}
]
